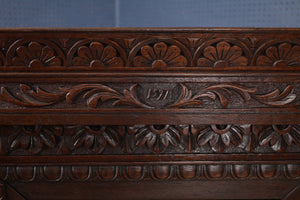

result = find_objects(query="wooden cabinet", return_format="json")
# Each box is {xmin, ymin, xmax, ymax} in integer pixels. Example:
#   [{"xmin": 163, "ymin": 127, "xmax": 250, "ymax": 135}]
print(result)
[{"xmin": 0, "ymin": 28, "xmax": 299, "ymax": 199}]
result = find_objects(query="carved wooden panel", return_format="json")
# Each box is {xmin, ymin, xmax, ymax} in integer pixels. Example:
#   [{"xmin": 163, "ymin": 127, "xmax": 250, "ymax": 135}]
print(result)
[{"xmin": 0, "ymin": 28, "xmax": 299, "ymax": 200}]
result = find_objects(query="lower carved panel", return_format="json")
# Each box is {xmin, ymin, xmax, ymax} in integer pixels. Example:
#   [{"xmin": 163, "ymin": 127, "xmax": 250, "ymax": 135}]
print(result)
[
  {"xmin": 0, "ymin": 164, "xmax": 299, "ymax": 182},
  {"xmin": 1, "ymin": 124, "xmax": 299, "ymax": 155}
]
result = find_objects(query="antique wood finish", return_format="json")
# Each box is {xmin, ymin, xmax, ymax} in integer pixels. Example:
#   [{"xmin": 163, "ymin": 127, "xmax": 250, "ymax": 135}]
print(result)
[{"xmin": 0, "ymin": 28, "xmax": 299, "ymax": 199}]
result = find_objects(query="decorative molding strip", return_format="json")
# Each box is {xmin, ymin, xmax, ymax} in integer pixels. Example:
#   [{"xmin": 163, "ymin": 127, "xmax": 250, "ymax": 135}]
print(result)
[
  {"xmin": 0, "ymin": 83, "xmax": 297, "ymax": 109},
  {"xmin": 0, "ymin": 34, "xmax": 299, "ymax": 70},
  {"xmin": 0, "ymin": 164, "xmax": 299, "ymax": 182},
  {"xmin": 1, "ymin": 125, "xmax": 299, "ymax": 155}
]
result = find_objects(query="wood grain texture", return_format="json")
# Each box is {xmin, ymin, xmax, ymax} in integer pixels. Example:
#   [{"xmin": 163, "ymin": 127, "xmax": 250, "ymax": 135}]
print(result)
[{"xmin": 0, "ymin": 28, "xmax": 299, "ymax": 199}]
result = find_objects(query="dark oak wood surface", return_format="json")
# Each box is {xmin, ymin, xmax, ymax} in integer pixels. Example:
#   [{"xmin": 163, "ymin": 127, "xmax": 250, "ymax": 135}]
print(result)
[{"xmin": 0, "ymin": 28, "xmax": 299, "ymax": 200}]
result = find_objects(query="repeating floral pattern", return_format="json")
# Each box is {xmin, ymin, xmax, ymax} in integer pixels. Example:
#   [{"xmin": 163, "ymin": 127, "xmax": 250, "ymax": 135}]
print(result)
[
  {"xmin": 257, "ymin": 43, "xmax": 300, "ymax": 67},
  {"xmin": 2, "ymin": 37, "xmax": 298, "ymax": 69},
  {"xmin": 1, "ymin": 125, "xmax": 299, "ymax": 155}
]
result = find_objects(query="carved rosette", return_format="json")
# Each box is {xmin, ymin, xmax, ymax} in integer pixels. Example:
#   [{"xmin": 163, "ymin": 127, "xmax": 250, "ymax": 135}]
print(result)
[
  {"xmin": 253, "ymin": 125, "xmax": 300, "ymax": 152},
  {"xmin": 7, "ymin": 125, "xmax": 63, "ymax": 155},
  {"xmin": 256, "ymin": 43, "xmax": 300, "ymax": 67},
  {"xmin": 66, "ymin": 126, "xmax": 125, "ymax": 154},
  {"xmin": 195, "ymin": 41, "xmax": 248, "ymax": 67},
  {"xmin": 131, "ymin": 41, "xmax": 189, "ymax": 68},
  {"xmin": 128, "ymin": 125, "xmax": 189, "ymax": 153},
  {"xmin": 71, "ymin": 41, "xmax": 124, "ymax": 68},
  {"xmin": 191, "ymin": 125, "xmax": 244, "ymax": 152},
  {"xmin": 9, "ymin": 41, "xmax": 63, "ymax": 67}
]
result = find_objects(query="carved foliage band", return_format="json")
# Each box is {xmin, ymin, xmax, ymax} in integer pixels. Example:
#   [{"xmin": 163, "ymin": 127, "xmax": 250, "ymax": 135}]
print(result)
[
  {"xmin": 0, "ymin": 83, "xmax": 297, "ymax": 108},
  {"xmin": 0, "ymin": 125, "xmax": 299, "ymax": 155}
]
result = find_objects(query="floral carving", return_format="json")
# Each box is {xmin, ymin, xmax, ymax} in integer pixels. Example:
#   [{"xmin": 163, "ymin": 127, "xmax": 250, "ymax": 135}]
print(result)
[
  {"xmin": 67, "ymin": 126, "xmax": 124, "ymax": 154},
  {"xmin": 191, "ymin": 125, "xmax": 244, "ymax": 153},
  {"xmin": 253, "ymin": 125, "xmax": 300, "ymax": 152},
  {"xmin": 128, "ymin": 125, "xmax": 189, "ymax": 153},
  {"xmin": 197, "ymin": 41, "xmax": 248, "ymax": 68},
  {"xmin": 12, "ymin": 42, "xmax": 62, "ymax": 67},
  {"xmin": 72, "ymin": 42, "xmax": 124, "ymax": 67},
  {"xmin": 257, "ymin": 43, "xmax": 300, "ymax": 67},
  {"xmin": 8, "ymin": 125, "xmax": 63, "ymax": 154},
  {"xmin": 133, "ymin": 42, "xmax": 188, "ymax": 68}
]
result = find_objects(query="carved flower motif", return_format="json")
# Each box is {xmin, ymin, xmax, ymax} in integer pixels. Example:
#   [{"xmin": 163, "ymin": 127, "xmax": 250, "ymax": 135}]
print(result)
[
  {"xmin": 8, "ymin": 125, "xmax": 63, "ymax": 154},
  {"xmin": 128, "ymin": 125, "xmax": 188, "ymax": 153},
  {"xmin": 253, "ymin": 125, "xmax": 300, "ymax": 152},
  {"xmin": 133, "ymin": 42, "xmax": 188, "ymax": 68},
  {"xmin": 12, "ymin": 42, "xmax": 62, "ymax": 67},
  {"xmin": 257, "ymin": 43, "xmax": 300, "ymax": 67},
  {"xmin": 197, "ymin": 41, "xmax": 248, "ymax": 68},
  {"xmin": 69, "ymin": 126, "xmax": 124, "ymax": 154},
  {"xmin": 191, "ymin": 125, "xmax": 243, "ymax": 152},
  {"xmin": 72, "ymin": 42, "xmax": 124, "ymax": 68}
]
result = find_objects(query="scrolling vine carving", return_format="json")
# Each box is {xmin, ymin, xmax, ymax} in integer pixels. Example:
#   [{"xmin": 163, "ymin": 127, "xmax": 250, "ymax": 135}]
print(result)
[{"xmin": 0, "ymin": 83, "xmax": 297, "ymax": 108}]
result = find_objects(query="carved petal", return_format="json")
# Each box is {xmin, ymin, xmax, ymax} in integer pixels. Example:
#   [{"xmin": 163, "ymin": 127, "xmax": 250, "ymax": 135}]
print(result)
[
  {"xmin": 141, "ymin": 46, "xmax": 156, "ymax": 61},
  {"xmin": 106, "ymin": 57, "xmax": 124, "ymax": 67},
  {"xmin": 168, "ymin": 55, "xmax": 187, "ymax": 67},
  {"xmin": 197, "ymin": 57, "xmax": 213, "ymax": 67},
  {"xmin": 12, "ymin": 56, "xmax": 27, "ymax": 66},
  {"xmin": 133, "ymin": 56, "xmax": 151, "ymax": 67},
  {"xmin": 266, "ymin": 46, "xmax": 279, "ymax": 61},
  {"xmin": 216, "ymin": 42, "xmax": 230, "ymax": 59},
  {"xmin": 40, "ymin": 46, "xmax": 55, "ymax": 62},
  {"xmin": 163, "ymin": 45, "xmax": 181, "ymax": 62},
  {"xmin": 278, "ymin": 43, "xmax": 292, "ymax": 59},
  {"xmin": 73, "ymin": 57, "xmax": 90, "ymax": 66},
  {"xmin": 226, "ymin": 45, "xmax": 242, "ymax": 61},
  {"xmin": 16, "ymin": 46, "xmax": 31, "ymax": 63},
  {"xmin": 43, "ymin": 56, "xmax": 61, "ymax": 66},
  {"xmin": 257, "ymin": 55, "xmax": 273, "ymax": 66},
  {"xmin": 28, "ymin": 42, "xmax": 42, "ymax": 59},
  {"xmin": 230, "ymin": 56, "xmax": 248, "ymax": 66},
  {"xmin": 77, "ymin": 46, "xmax": 92, "ymax": 61},
  {"xmin": 203, "ymin": 46, "xmax": 217, "ymax": 61},
  {"xmin": 102, "ymin": 46, "xmax": 117, "ymax": 63},
  {"xmin": 89, "ymin": 42, "xmax": 104, "ymax": 59},
  {"xmin": 288, "ymin": 45, "xmax": 300, "ymax": 66},
  {"xmin": 153, "ymin": 42, "xmax": 167, "ymax": 59}
]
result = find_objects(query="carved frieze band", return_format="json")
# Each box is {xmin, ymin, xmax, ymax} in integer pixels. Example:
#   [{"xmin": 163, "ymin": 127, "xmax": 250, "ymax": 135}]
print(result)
[
  {"xmin": 0, "ymin": 125, "xmax": 299, "ymax": 155},
  {"xmin": 0, "ymin": 38, "xmax": 299, "ymax": 69},
  {"xmin": 0, "ymin": 83, "xmax": 298, "ymax": 109},
  {"xmin": 0, "ymin": 164, "xmax": 299, "ymax": 182}
]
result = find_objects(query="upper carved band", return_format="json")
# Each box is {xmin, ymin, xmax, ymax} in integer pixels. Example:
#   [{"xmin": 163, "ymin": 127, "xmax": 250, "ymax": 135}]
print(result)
[{"xmin": 0, "ymin": 37, "xmax": 300, "ymax": 69}]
